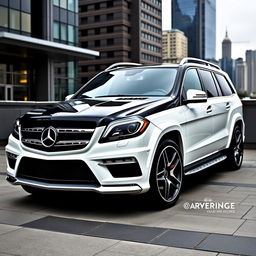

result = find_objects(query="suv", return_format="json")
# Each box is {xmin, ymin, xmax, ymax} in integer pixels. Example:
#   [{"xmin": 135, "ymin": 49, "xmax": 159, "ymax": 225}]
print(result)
[{"xmin": 5, "ymin": 58, "xmax": 244, "ymax": 208}]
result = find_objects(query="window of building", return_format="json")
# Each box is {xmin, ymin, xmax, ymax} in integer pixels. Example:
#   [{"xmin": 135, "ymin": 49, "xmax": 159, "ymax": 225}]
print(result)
[
  {"xmin": 80, "ymin": 5, "xmax": 87, "ymax": 12},
  {"xmin": 183, "ymin": 69, "xmax": 202, "ymax": 95},
  {"xmin": 95, "ymin": 3, "xmax": 100, "ymax": 9},
  {"xmin": 107, "ymin": 13, "xmax": 113, "ymax": 21},
  {"xmin": 60, "ymin": 8, "xmax": 67, "ymax": 23},
  {"xmin": 60, "ymin": 23, "xmax": 67, "ymax": 40},
  {"xmin": 53, "ymin": 6, "xmax": 60, "ymax": 21},
  {"xmin": 53, "ymin": 0, "xmax": 59, "ymax": 6},
  {"xmin": 215, "ymin": 73, "xmax": 233, "ymax": 96},
  {"xmin": 81, "ymin": 41, "xmax": 88, "ymax": 48},
  {"xmin": 107, "ymin": 38, "xmax": 114, "ymax": 45},
  {"xmin": 21, "ymin": 0, "xmax": 30, "ymax": 13},
  {"xmin": 95, "ymin": 40, "xmax": 100, "ymax": 47},
  {"xmin": 95, "ymin": 28, "xmax": 100, "ymax": 34},
  {"xmin": 60, "ymin": 0, "xmax": 67, "ymax": 9},
  {"xmin": 0, "ymin": 6, "xmax": 8, "ymax": 27},
  {"xmin": 107, "ymin": 1, "xmax": 113, "ymax": 8},
  {"xmin": 107, "ymin": 51, "xmax": 114, "ymax": 58},
  {"xmin": 68, "ymin": 11, "xmax": 75, "ymax": 25},
  {"xmin": 94, "ymin": 15, "xmax": 100, "ymax": 22},
  {"xmin": 80, "ymin": 17, "xmax": 88, "ymax": 24},
  {"xmin": 53, "ymin": 22, "xmax": 59, "ymax": 39},
  {"xmin": 0, "ymin": 0, "xmax": 8, "ymax": 7},
  {"xmin": 68, "ymin": 0, "xmax": 75, "ymax": 11},
  {"xmin": 10, "ymin": 9, "xmax": 20, "ymax": 30},
  {"xmin": 21, "ymin": 12, "xmax": 31, "ymax": 33},
  {"xmin": 68, "ymin": 25, "xmax": 74, "ymax": 43},
  {"xmin": 107, "ymin": 26, "xmax": 114, "ymax": 33},
  {"xmin": 9, "ymin": 0, "xmax": 20, "ymax": 10},
  {"xmin": 81, "ymin": 29, "xmax": 87, "ymax": 36},
  {"xmin": 198, "ymin": 70, "xmax": 218, "ymax": 97}
]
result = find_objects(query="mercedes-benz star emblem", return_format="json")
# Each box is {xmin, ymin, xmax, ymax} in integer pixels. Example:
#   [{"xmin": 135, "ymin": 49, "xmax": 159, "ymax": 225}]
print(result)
[{"xmin": 41, "ymin": 127, "xmax": 57, "ymax": 147}]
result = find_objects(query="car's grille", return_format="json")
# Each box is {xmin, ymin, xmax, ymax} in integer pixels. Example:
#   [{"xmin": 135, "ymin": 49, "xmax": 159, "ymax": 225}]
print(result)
[
  {"xmin": 17, "ymin": 157, "xmax": 100, "ymax": 185},
  {"xmin": 20, "ymin": 121, "xmax": 96, "ymax": 152}
]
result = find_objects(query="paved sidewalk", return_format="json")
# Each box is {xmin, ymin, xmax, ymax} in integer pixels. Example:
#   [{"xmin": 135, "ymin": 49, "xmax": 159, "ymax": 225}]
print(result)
[{"xmin": 0, "ymin": 147, "xmax": 256, "ymax": 255}]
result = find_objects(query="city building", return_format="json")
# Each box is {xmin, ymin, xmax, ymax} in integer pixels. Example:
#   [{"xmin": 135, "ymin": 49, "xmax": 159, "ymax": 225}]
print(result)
[
  {"xmin": 220, "ymin": 31, "xmax": 235, "ymax": 83},
  {"xmin": 0, "ymin": 0, "xmax": 98, "ymax": 101},
  {"xmin": 79, "ymin": 0, "xmax": 162, "ymax": 84},
  {"xmin": 162, "ymin": 29, "xmax": 187, "ymax": 63},
  {"xmin": 235, "ymin": 58, "xmax": 247, "ymax": 93},
  {"xmin": 171, "ymin": 0, "xmax": 216, "ymax": 60},
  {"xmin": 246, "ymin": 50, "xmax": 256, "ymax": 94}
]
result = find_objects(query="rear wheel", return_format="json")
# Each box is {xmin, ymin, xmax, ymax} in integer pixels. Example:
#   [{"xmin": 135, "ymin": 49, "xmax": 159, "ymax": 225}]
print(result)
[
  {"xmin": 226, "ymin": 125, "xmax": 244, "ymax": 170},
  {"xmin": 149, "ymin": 139, "xmax": 183, "ymax": 208}
]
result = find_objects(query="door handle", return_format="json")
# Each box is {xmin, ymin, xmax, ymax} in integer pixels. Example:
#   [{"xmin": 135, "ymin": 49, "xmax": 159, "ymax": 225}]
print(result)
[
  {"xmin": 226, "ymin": 103, "xmax": 231, "ymax": 110},
  {"xmin": 206, "ymin": 105, "xmax": 212, "ymax": 113}
]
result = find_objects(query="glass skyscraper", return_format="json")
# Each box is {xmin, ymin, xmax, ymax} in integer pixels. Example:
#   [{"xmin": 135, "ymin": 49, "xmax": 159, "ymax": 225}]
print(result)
[{"xmin": 172, "ymin": 0, "xmax": 216, "ymax": 60}]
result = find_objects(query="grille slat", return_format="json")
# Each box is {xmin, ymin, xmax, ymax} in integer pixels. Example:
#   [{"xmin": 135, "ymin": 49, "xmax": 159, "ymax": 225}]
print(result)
[{"xmin": 21, "ymin": 121, "xmax": 95, "ymax": 152}]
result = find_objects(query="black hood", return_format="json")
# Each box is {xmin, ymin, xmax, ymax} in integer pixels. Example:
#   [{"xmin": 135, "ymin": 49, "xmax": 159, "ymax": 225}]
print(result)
[{"xmin": 20, "ymin": 96, "xmax": 178, "ymax": 127}]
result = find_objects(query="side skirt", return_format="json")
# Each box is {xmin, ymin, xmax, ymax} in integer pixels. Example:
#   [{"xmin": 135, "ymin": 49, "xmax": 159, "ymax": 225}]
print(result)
[{"xmin": 184, "ymin": 151, "xmax": 227, "ymax": 176}]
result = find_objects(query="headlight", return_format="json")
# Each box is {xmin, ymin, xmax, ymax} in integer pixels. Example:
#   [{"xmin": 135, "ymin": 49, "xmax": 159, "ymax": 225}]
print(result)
[
  {"xmin": 100, "ymin": 117, "xmax": 149, "ymax": 143},
  {"xmin": 12, "ymin": 119, "xmax": 20, "ymax": 140}
]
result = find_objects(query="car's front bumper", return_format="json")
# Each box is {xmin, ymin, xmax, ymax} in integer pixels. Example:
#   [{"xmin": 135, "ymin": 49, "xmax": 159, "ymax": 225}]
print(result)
[{"xmin": 5, "ymin": 124, "xmax": 161, "ymax": 194}]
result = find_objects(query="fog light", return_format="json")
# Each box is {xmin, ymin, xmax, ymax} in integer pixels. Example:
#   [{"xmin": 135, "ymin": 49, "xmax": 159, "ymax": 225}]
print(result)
[{"xmin": 6, "ymin": 152, "xmax": 18, "ymax": 169}]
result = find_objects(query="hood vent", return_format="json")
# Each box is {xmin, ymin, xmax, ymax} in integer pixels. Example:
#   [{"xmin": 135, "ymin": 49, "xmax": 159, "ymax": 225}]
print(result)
[{"xmin": 116, "ymin": 97, "xmax": 147, "ymax": 100}]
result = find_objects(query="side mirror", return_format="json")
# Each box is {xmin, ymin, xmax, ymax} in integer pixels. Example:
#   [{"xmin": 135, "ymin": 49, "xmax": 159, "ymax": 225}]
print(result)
[
  {"xmin": 65, "ymin": 94, "xmax": 74, "ymax": 101},
  {"xmin": 185, "ymin": 89, "xmax": 207, "ymax": 104}
]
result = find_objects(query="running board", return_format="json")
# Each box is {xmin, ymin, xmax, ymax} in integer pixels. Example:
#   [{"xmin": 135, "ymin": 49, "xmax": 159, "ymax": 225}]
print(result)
[{"xmin": 185, "ymin": 155, "xmax": 227, "ymax": 176}]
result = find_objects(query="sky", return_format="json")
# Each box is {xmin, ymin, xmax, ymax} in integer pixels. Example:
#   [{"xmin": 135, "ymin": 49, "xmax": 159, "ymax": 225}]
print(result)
[{"xmin": 162, "ymin": 0, "xmax": 256, "ymax": 60}]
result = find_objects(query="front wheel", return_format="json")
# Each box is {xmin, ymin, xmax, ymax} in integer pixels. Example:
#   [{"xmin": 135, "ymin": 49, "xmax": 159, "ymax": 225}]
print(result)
[
  {"xmin": 148, "ymin": 139, "xmax": 183, "ymax": 209},
  {"xmin": 226, "ymin": 125, "xmax": 244, "ymax": 171}
]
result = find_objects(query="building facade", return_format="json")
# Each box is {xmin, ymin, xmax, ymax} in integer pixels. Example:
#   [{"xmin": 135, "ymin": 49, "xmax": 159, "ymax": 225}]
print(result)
[
  {"xmin": 79, "ymin": 0, "xmax": 162, "ymax": 84},
  {"xmin": 0, "ymin": 0, "xmax": 98, "ymax": 101},
  {"xmin": 162, "ymin": 29, "xmax": 187, "ymax": 63},
  {"xmin": 222, "ymin": 30, "xmax": 231, "ymax": 59},
  {"xmin": 171, "ymin": 0, "xmax": 216, "ymax": 60},
  {"xmin": 246, "ymin": 50, "xmax": 256, "ymax": 94},
  {"xmin": 235, "ymin": 58, "xmax": 247, "ymax": 93}
]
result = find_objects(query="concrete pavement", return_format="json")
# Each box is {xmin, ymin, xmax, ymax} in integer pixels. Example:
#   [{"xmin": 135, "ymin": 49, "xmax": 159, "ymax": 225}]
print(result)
[{"xmin": 0, "ymin": 147, "xmax": 256, "ymax": 255}]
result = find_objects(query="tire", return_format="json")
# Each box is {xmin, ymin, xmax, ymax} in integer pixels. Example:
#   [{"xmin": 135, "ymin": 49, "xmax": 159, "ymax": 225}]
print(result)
[
  {"xmin": 21, "ymin": 185, "xmax": 45, "ymax": 196},
  {"xmin": 148, "ymin": 139, "xmax": 184, "ymax": 209},
  {"xmin": 226, "ymin": 125, "xmax": 244, "ymax": 171}
]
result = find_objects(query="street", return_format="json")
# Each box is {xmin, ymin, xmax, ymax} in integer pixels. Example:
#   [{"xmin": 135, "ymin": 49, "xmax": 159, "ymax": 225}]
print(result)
[{"xmin": 0, "ymin": 147, "xmax": 256, "ymax": 256}]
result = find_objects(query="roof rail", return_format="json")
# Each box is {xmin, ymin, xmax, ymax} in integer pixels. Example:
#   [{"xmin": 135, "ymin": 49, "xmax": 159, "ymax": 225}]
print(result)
[
  {"xmin": 105, "ymin": 62, "xmax": 142, "ymax": 71},
  {"xmin": 180, "ymin": 58, "xmax": 221, "ymax": 70}
]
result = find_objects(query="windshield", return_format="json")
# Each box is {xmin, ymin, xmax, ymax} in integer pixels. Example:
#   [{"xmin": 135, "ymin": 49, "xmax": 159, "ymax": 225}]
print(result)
[{"xmin": 75, "ymin": 68, "xmax": 177, "ymax": 98}]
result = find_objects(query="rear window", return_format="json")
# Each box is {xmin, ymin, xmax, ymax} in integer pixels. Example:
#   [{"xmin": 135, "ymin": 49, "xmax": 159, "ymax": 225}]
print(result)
[
  {"xmin": 215, "ymin": 74, "xmax": 233, "ymax": 96},
  {"xmin": 198, "ymin": 70, "xmax": 218, "ymax": 97}
]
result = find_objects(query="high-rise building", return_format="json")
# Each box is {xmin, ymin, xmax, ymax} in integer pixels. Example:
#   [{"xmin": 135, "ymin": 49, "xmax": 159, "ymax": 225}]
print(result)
[
  {"xmin": 171, "ymin": 0, "xmax": 216, "ymax": 60},
  {"xmin": 0, "ymin": 0, "xmax": 98, "ymax": 101},
  {"xmin": 246, "ymin": 50, "xmax": 256, "ymax": 93},
  {"xmin": 220, "ymin": 31, "xmax": 235, "ymax": 83},
  {"xmin": 79, "ymin": 0, "xmax": 162, "ymax": 84},
  {"xmin": 162, "ymin": 29, "xmax": 187, "ymax": 63},
  {"xmin": 235, "ymin": 58, "xmax": 247, "ymax": 93},
  {"xmin": 222, "ymin": 30, "xmax": 231, "ymax": 59}
]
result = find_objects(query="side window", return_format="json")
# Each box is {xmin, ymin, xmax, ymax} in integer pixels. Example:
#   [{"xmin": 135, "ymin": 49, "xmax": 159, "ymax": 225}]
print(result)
[
  {"xmin": 198, "ymin": 69, "xmax": 218, "ymax": 97},
  {"xmin": 215, "ymin": 74, "xmax": 233, "ymax": 96},
  {"xmin": 183, "ymin": 69, "xmax": 203, "ymax": 96}
]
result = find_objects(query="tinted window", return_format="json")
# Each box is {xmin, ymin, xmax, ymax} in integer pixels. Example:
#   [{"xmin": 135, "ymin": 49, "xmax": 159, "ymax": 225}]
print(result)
[
  {"xmin": 198, "ymin": 70, "xmax": 218, "ymax": 97},
  {"xmin": 183, "ymin": 69, "xmax": 202, "ymax": 95},
  {"xmin": 215, "ymin": 74, "xmax": 233, "ymax": 96}
]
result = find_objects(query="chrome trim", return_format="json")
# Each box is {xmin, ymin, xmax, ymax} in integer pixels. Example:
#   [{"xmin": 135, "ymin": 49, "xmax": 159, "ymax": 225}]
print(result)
[
  {"xmin": 185, "ymin": 156, "xmax": 227, "ymax": 175},
  {"xmin": 11, "ymin": 178, "xmax": 142, "ymax": 194},
  {"xmin": 56, "ymin": 128, "xmax": 95, "ymax": 133},
  {"xmin": 21, "ymin": 138, "xmax": 42, "ymax": 145},
  {"xmin": 21, "ymin": 128, "xmax": 44, "ymax": 132},
  {"xmin": 55, "ymin": 140, "xmax": 89, "ymax": 146},
  {"xmin": 99, "ymin": 158, "xmax": 137, "ymax": 166}
]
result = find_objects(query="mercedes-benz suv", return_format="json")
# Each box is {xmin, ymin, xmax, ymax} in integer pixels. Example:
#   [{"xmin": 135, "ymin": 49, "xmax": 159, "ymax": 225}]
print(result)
[{"xmin": 5, "ymin": 58, "xmax": 244, "ymax": 207}]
